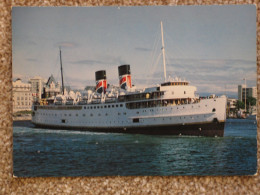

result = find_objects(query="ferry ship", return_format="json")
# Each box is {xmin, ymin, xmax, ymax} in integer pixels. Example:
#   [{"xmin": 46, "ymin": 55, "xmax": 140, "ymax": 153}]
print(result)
[{"xmin": 32, "ymin": 22, "xmax": 227, "ymax": 137}]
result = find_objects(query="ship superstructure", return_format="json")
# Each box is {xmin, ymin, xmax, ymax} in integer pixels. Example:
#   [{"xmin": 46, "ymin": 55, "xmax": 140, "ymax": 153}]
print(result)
[{"xmin": 32, "ymin": 22, "xmax": 227, "ymax": 137}]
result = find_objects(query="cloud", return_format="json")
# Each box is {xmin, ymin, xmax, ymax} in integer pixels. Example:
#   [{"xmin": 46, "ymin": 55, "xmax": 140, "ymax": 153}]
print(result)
[
  {"xmin": 71, "ymin": 55, "xmax": 126, "ymax": 66},
  {"xmin": 135, "ymin": 47, "xmax": 152, "ymax": 52},
  {"xmin": 72, "ymin": 59, "xmax": 107, "ymax": 65},
  {"xmin": 132, "ymin": 58, "xmax": 256, "ymax": 97},
  {"xmin": 27, "ymin": 40, "xmax": 37, "ymax": 45},
  {"xmin": 54, "ymin": 41, "xmax": 78, "ymax": 49},
  {"xmin": 26, "ymin": 58, "xmax": 38, "ymax": 62}
]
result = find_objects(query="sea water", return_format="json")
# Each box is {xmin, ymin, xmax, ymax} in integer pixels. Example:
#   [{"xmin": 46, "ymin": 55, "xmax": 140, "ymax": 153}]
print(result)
[{"xmin": 13, "ymin": 119, "xmax": 257, "ymax": 177}]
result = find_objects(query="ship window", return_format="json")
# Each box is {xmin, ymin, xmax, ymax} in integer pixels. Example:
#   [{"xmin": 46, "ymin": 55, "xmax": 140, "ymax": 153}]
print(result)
[
  {"xmin": 120, "ymin": 104, "xmax": 123, "ymax": 107},
  {"xmin": 108, "ymin": 105, "xmax": 111, "ymax": 108},
  {"xmin": 61, "ymin": 119, "xmax": 66, "ymax": 123},
  {"xmin": 136, "ymin": 112, "xmax": 139, "ymax": 114},
  {"xmin": 133, "ymin": 118, "xmax": 139, "ymax": 123},
  {"xmin": 124, "ymin": 112, "xmax": 126, "ymax": 115},
  {"xmin": 90, "ymin": 106, "xmax": 93, "ymax": 109},
  {"xmin": 76, "ymin": 114, "xmax": 78, "ymax": 116},
  {"xmin": 97, "ymin": 106, "xmax": 99, "ymax": 109},
  {"xmin": 112, "ymin": 105, "xmax": 114, "ymax": 108},
  {"xmin": 101, "ymin": 106, "xmax": 103, "ymax": 108},
  {"xmin": 118, "ymin": 113, "xmax": 120, "ymax": 115},
  {"xmin": 90, "ymin": 114, "xmax": 93, "ymax": 117},
  {"xmin": 83, "ymin": 114, "xmax": 86, "ymax": 117},
  {"xmin": 104, "ymin": 105, "xmax": 107, "ymax": 108},
  {"xmin": 64, "ymin": 114, "xmax": 67, "ymax": 116},
  {"xmin": 184, "ymin": 91, "xmax": 186, "ymax": 94},
  {"xmin": 69, "ymin": 114, "xmax": 71, "ymax": 116},
  {"xmin": 212, "ymin": 108, "xmax": 216, "ymax": 112},
  {"xmin": 205, "ymin": 105, "xmax": 207, "ymax": 107},
  {"xmin": 94, "ymin": 106, "xmax": 96, "ymax": 109},
  {"xmin": 84, "ymin": 106, "xmax": 86, "ymax": 109}
]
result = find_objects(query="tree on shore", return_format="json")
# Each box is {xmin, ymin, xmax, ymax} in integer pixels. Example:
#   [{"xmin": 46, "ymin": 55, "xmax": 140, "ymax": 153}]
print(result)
[{"xmin": 236, "ymin": 100, "xmax": 245, "ymax": 110}]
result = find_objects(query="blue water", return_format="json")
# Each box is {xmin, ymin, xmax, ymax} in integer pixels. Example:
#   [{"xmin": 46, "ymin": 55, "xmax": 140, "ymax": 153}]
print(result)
[{"xmin": 13, "ymin": 119, "xmax": 257, "ymax": 177}]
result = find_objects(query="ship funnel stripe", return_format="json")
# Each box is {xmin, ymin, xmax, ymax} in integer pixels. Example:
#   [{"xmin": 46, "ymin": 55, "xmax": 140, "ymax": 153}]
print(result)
[
  {"xmin": 95, "ymin": 70, "xmax": 107, "ymax": 93},
  {"xmin": 118, "ymin": 65, "xmax": 132, "ymax": 90}
]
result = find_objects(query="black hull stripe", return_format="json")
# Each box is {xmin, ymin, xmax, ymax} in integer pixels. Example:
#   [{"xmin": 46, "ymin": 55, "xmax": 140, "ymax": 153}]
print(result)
[{"xmin": 32, "ymin": 122, "xmax": 225, "ymax": 137}]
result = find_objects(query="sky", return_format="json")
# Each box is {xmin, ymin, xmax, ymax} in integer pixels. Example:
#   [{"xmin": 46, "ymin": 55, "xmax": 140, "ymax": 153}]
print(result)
[{"xmin": 12, "ymin": 5, "xmax": 256, "ymax": 98}]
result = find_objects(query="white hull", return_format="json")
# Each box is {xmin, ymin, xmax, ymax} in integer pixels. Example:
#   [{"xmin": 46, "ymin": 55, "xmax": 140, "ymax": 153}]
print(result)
[{"xmin": 32, "ymin": 96, "xmax": 227, "ymax": 136}]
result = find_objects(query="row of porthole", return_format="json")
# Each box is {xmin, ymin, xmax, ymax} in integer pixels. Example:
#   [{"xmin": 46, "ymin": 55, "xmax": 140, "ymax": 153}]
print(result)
[
  {"xmin": 40, "ymin": 112, "xmax": 127, "ymax": 117},
  {"xmin": 83, "ymin": 104, "xmax": 123, "ymax": 109},
  {"xmin": 58, "ymin": 119, "xmax": 129, "ymax": 124},
  {"xmin": 152, "ymin": 115, "xmax": 206, "ymax": 121}
]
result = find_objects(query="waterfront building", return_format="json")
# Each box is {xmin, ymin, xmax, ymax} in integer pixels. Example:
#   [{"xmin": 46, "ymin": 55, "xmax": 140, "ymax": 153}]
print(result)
[
  {"xmin": 43, "ymin": 75, "xmax": 61, "ymax": 98},
  {"xmin": 238, "ymin": 85, "xmax": 257, "ymax": 102},
  {"xmin": 12, "ymin": 78, "xmax": 32, "ymax": 112},
  {"xmin": 30, "ymin": 76, "xmax": 45, "ymax": 103},
  {"xmin": 227, "ymin": 98, "xmax": 237, "ymax": 118}
]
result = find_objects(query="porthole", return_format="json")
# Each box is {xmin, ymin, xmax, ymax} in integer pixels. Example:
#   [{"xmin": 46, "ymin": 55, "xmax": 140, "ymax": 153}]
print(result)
[
  {"xmin": 94, "ymin": 106, "xmax": 96, "ymax": 109},
  {"xmin": 120, "ymin": 104, "xmax": 123, "ymax": 107},
  {"xmin": 76, "ymin": 114, "xmax": 78, "ymax": 117},
  {"xmin": 116, "ymin": 105, "xmax": 118, "ymax": 107},
  {"xmin": 84, "ymin": 106, "xmax": 86, "ymax": 109},
  {"xmin": 83, "ymin": 114, "xmax": 86, "ymax": 117},
  {"xmin": 104, "ymin": 105, "xmax": 107, "ymax": 108},
  {"xmin": 112, "ymin": 105, "xmax": 114, "ymax": 108},
  {"xmin": 97, "ymin": 106, "xmax": 99, "ymax": 109},
  {"xmin": 101, "ymin": 106, "xmax": 103, "ymax": 108},
  {"xmin": 108, "ymin": 105, "xmax": 111, "ymax": 108},
  {"xmin": 212, "ymin": 108, "xmax": 216, "ymax": 112},
  {"xmin": 90, "ymin": 114, "xmax": 93, "ymax": 117}
]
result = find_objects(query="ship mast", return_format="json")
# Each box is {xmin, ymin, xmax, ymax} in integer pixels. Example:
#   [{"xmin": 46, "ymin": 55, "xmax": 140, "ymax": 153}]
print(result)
[
  {"xmin": 161, "ymin": 21, "xmax": 167, "ymax": 82},
  {"xmin": 59, "ymin": 47, "xmax": 65, "ymax": 95}
]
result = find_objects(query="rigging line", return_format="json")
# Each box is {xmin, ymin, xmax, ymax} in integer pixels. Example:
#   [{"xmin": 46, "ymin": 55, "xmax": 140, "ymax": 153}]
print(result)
[
  {"xmin": 141, "ymin": 25, "xmax": 160, "ymax": 84},
  {"xmin": 149, "ymin": 52, "xmax": 162, "ymax": 84},
  {"xmin": 145, "ymin": 26, "xmax": 161, "ymax": 86}
]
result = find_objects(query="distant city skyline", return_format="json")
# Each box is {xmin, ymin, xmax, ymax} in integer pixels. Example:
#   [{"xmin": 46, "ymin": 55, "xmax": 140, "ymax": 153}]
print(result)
[{"xmin": 12, "ymin": 5, "xmax": 256, "ymax": 98}]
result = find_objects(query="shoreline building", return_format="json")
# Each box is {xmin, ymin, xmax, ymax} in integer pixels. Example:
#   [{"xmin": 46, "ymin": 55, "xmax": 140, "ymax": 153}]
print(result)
[
  {"xmin": 238, "ymin": 85, "xmax": 257, "ymax": 102},
  {"xmin": 12, "ymin": 78, "xmax": 32, "ymax": 112},
  {"xmin": 43, "ymin": 75, "xmax": 61, "ymax": 98},
  {"xmin": 30, "ymin": 76, "xmax": 45, "ymax": 103}
]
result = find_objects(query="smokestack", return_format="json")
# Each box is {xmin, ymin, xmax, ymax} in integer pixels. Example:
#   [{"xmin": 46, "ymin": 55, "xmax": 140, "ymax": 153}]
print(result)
[
  {"xmin": 118, "ymin": 64, "xmax": 132, "ymax": 90},
  {"xmin": 95, "ymin": 70, "xmax": 107, "ymax": 93}
]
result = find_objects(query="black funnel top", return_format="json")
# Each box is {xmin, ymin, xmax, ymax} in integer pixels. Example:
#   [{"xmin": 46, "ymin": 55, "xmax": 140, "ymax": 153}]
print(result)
[
  {"xmin": 95, "ymin": 70, "xmax": 106, "ymax": 81},
  {"xmin": 118, "ymin": 65, "xmax": 131, "ymax": 76}
]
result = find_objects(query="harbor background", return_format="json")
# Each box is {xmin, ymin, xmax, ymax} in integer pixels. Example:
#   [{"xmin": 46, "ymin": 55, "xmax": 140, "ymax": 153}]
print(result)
[{"xmin": 13, "ymin": 118, "xmax": 257, "ymax": 177}]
